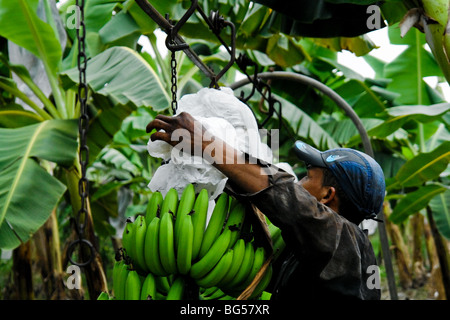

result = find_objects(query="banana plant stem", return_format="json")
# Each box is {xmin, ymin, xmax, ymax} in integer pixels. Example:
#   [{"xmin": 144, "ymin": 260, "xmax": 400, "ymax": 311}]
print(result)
[
  {"xmin": 16, "ymin": 72, "xmax": 62, "ymax": 119},
  {"xmin": 0, "ymin": 81, "xmax": 52, "ymax": 121}
]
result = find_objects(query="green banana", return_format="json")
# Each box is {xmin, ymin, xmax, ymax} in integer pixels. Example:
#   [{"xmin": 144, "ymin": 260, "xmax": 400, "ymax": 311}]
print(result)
[
  {"xmin": 97, "ymin": 291, "xmax": 110, "ymax": 300},
  {"xmin": 200, "ymin": 286, "xmax": 220, "ymax": 299},
  {"xmin": 228, "ymin": 195, "xmax": 239, "ymax": 212},
  {"xmin": 249, "ymin": 263, "xmax": 273, "ymax": 300},
  {"xmin": 155, "ymin": 276, "xmax": 171, "ymax": 295},
  {"xmin": 238, "ymin": 246, "xmax": 266, "ymax": 291},
  {"xmin": 190, "ymin": 228, "xmax": 232, "ymax": 279},
  {"xmin": 273, "ymin": 235, "xmax": 286, "ymax": 262},
  {"xmin": 127, "ymin": 218, "xmax": 140, "ymax": 267},
  {"xmin": 121, "ymin": 220, "xmax": 134, "ymax": 258},
  {"xmin": 176, "ymin": 184, "xmax": 195, "ymax": 216},
  {"xmin": 140, "ymin": 273, "xmax": 157, "ymax": 300},
  {"xmin": 125, "ymin": 270, "xmax": 142, "ymax": 300},
  {"xmin": 146, "ymin": 191, "xmax": 163, "ymax": 224},
  {"xmin": 218, "ymin": 294, "xmax": 236, "ymax": 300},
  {"xmin": 144, "ymin": 217, "xmax": 167, "ymax": 276},
  {"xmin": 134, "ymin": 215, "xmax": 148, "ymax": 273},
  {"xmin": 223, "ymin": 201, "xmax": 246, "ymax": 249},
  {"xmin": 166, "ymin": 276, "xmax": 185, "ymax": 300},
  {"xmin": 268, "ymin": 223, "xmax": 285, "ymax": 261},
  {"xmin": 202, "ymin": 287, "xmax": 227, "ymax": 300},
  {"xmin": 191, "ymin": 188, "xmax": 209, "ymax": 260},
  {"xmin": 112, "ymin": 258, "xmax": 125, "ymax": 298},
  {"xmin": 195, "ymin": 249, "xmax": 234, "ymax": 288},
  {"xmin": 223, "ymin": 241, "xmax": 255, "ymax": 291},
  {"xmin": 198, "ymin": 192, "xmax": 229, "ymax": 259},
  {"xmin": 160, "ymin": 188, "xmax": 179, "ymax": 218},
  {"xmin": 115, "ymin": 260, "xmax": 131, "ymax": 300},
  {"xmin": 216, "ymin": 238, "xmax": 246, "ymax": 287},
  {"xmin": 159, "ymin": 211, "xmax": 177, "ymax": 274},
  {"xmin": 176, "ymin": 213, "xmax": 194, "ymax": 275},
  {"xmin": 174, "ymin": 184, "xmax": 195, "ymax": 247}
]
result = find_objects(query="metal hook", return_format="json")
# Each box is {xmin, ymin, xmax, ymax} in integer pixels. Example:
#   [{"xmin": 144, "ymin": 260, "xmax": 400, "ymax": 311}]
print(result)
[
  {"xmin": 210, "ymin": 17, "xmax": 236, "ymax": 88},
  {"xmin": 236, "ymin": 53, "xmax": 261, "ymax": 103},
  {"xmin": 165, "ymin": 0, "xmax": 198, "ymax": 52}
]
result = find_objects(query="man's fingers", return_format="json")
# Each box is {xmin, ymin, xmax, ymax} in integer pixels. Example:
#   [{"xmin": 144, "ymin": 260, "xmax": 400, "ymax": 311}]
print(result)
[
  {"xmin": 146, "ymin": 118, "xmax": 172, "ymax": 133},
  {"xmin": 150, "ymin": 130, "xmax": 172, "ymax": 144},
  {"xmin": 155, "ymin": 114, "xmax": 176, "ymax": 123}
]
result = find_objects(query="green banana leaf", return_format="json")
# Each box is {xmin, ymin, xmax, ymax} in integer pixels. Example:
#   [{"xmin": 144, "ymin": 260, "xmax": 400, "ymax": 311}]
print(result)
[
  {"xmin": 0, "ymin": 106, "xmax": 43, "ymax": 128},
  {"xmin": 385, "ymin": 25, "xmax": 443, "ymax": 105},
  {"xmin": 389, "ymin": 184, "xmax": 448, "ymax": 224},
  {"xmin": 429, "ymin": 189, "xmax": 450, "ymax": 240},
  {"xmin": 98, "ymin": 10, "xmax": 141, "ymax": 48},
  {"xmin": 274, "ymin": 94, "xmax": 340, "ymax": 150},
  {"xmin": 60, "ymin": 46, "xmax": 170, "ymax": 163},
  {"xmin": 321, "ymin": 118, "xmax": 384, "ymax": 146},
  {"xmin": 0, "ymin": 120, "xmax": 78, "ymax": 250},
  {"xmin": 0, "ymin": 0, "xmax": 62, "ymax": 74},
  {"xmin": 360, "ymin": 102, "xmax": 450, "ymax": 140},
  {"xmin": 266, "ymin": 34, "xmax": 309, "ymax": 68},
  {"xmin": 388, "ymin": 141, "xmax": 450, "ymax": 190}
]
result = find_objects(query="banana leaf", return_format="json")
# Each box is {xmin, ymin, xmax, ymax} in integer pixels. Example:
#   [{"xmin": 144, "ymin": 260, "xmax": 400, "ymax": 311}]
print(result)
[
  {"xmin": 274, "ymin": 94, "xmax": 340, "ymax": 150},
  {"xmin": 0, "ymin": 120, "xmax": 78, "ymax": 250},
  {"xmin": 359, "ymin": 103, "xmax": 450, "ymax": 140},
  {"xmin": 388, "ymin": 141, "xmax": 450, "ymax": 190},
  {"xmin": 0, "ymin": 0, "xmax": 62, "ymax": 74},
  {"xmin": 389, "ymin": 184, "xmax": 448, "ymax": 224},
  {"xmin": 385, "ymin": 25, "xmax": 443, "ymax": 105},
  {"xmin": 60, "ymin": 46, "xmax": 170, "ymax": 163},
  {"xmin": 98, "ymin": 10, "xmax": 142, "ymax": 48},
  {"xmin": 429, "ymin": 189, "xmax": 450, "ymax": 240},
  {"xmin": 0, "ymin": 106, "xmax": 43, "ymax": 128}
]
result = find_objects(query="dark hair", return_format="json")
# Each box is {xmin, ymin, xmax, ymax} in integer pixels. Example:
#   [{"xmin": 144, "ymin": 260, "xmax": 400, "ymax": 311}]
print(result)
[{"xmin": 321, "ymin": 168, "xmax": 363, "ymax": 225}]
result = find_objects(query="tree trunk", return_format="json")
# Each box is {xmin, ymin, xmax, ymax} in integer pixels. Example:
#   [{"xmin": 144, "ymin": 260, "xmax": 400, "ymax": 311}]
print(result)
[
  {"xmin": 32, "ymin": 209, "xmax": 66, "ymax": 300},
  {"xmin": 65, "ymin": 165, "xmax": 108, "ymax": 300},
  {"xmin": 426, "ymin": 207, "xmax": 450, "ymax": 299},
  {"xmin": 410, "ymin": 213, "xmax": 427, "ymax": 288},
  {"xmin": 423, "ymin": 215, "xmax": 446, "ymax": 300},
  {"xmin": 12, "ymin": 241, "xmax": 34, "ymax": 300},
  {"xmin": 384, "ymin": 202, "xmax": 413, "ymax": 289},
  {"xmin": 33, "ymin": 210, "xmax": 65, "ymax": 300}
]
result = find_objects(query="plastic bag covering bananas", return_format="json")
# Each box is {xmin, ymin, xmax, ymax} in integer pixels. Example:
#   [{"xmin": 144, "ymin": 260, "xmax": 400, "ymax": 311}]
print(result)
[{"xmin": 116, "ymin": 185, "xmax": 274, "ymax": 300}]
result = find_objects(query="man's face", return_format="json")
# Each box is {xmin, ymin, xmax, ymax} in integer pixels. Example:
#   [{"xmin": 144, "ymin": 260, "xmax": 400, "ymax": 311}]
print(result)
[{"xmin": 299, "ymin": 166, "xmax": 330, "ymax": 203}]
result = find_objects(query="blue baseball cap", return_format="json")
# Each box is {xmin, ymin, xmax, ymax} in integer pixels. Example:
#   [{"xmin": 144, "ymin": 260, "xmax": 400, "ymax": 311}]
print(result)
[{"xmin": 293, "ymin": 140, "xmax": 386, "ymax": 221}]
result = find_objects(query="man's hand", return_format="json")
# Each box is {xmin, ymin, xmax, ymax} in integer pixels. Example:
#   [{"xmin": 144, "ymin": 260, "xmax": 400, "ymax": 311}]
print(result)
[
  {"xmin": 146, "ymin": 112, "xmax": 207, "ymax": 153},
  {"xmin": 146, "ymin": 112, "xmax": 269, "ymax": 194}
]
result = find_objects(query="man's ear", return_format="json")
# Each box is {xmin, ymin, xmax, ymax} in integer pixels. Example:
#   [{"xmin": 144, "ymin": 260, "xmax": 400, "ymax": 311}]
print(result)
[{"xmin": 320, "ymin": 186, "xmax": 336, "ymax": 205}]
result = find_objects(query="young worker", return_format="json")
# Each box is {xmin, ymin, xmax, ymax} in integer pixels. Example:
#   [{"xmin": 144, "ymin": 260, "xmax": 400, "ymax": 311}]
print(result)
[{"xmin": 146, "ymin": 112, "xmax": 385, "ymax": 300}]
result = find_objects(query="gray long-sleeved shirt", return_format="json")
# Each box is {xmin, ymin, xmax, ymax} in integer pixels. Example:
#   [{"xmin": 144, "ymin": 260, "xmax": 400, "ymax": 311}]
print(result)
[{"xmin": 226, "ymin": 166, "xmax": 381, "ymax": 300}]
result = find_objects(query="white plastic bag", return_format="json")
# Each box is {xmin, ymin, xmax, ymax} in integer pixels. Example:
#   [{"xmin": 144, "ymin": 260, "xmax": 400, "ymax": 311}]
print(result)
[{"xmin": 147, "ymin": 87, "xmax": 274, "ymax": 199}]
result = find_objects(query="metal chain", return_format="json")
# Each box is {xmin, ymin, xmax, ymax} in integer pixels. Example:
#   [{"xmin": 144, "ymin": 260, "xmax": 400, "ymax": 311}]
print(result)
[
  {"xmin": 68, "ymin": 0, "xmax": 94, "ymax": 267},
  {"xmin": 170, "ymin": 50, "xmax": 178, "ymax": 115}
]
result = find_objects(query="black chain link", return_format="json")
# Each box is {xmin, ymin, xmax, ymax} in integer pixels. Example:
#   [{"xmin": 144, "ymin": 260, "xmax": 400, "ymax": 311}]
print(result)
[
  {"xmin": 68, "ymin": 0, "xmax": 94, "ymax": 267},
  {"xmin": 170, "ymin": 50, "xmax": 178, "ymax": 115}
]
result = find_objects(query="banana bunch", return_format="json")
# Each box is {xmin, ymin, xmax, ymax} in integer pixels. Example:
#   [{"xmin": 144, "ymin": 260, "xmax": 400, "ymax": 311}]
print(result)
[
  {"xmin": 111, "ymin": 251, "xmax": 185, "ymax": 300},
  {"xmin": 116, "ymin": 184, "xmax": 275, "ymax": 300}
]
